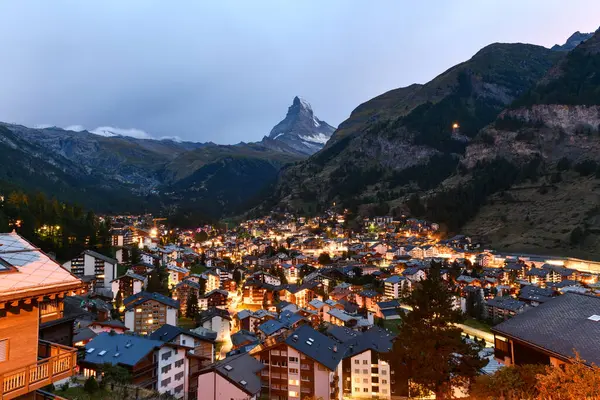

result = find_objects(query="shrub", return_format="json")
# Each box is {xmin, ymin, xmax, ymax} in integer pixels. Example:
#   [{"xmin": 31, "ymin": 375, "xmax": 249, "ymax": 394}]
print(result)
[{"xmin": 84, "ymin": 376, "xmax": 99, "ymax": 394}]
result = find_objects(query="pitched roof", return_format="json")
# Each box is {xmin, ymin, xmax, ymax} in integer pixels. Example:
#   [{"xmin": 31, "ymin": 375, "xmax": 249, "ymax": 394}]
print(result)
[
  {"xmin": 123, "ymin": 291, "xmax": 179, "ymax": 310},
  {"xmin": 258, "ymin": 319, "xmax": 286, "ymax": 336},
  {"xmin": 0, "ymin": 232, "xmax": 82, "ymax": 297},
  {"xmin": 492, "ymin": 293, "xmax": 600, "ymax": 365},
  {"xmin": 83, "ymin": 250, "xmax": 118, "ymax": 265},
  {"xmin": 231, "ymin": 330, "xmax": 258, "ymax": 347},
  {"xmin": 84, "ymin": 332, "xmax": 164, "ymax": 367},
  {"xmin": 149, "ymin": 324, "xmax": 214, "ymax": 343},
  {"xmin": 285, "ymin": 325, "xmax": 345, "ymax": 371},
  {"xmin": 486, "ymin": 296, "xmax": 527, "ymax": 312},
  {"xmin": 199, "ymin": 353, "xmax": 265, "ymax": 396},
  {"xmin": 327, "ymin": 326, "xmax": 394, "ymax": 358}
]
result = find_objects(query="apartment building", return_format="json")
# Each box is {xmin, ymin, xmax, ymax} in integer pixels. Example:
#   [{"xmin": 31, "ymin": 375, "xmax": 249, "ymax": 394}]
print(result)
[
  {"xmin": 250, "ymin": 325, "xmax": 344, "ymax": 400},
  {"xmin": 63, "ymin": 250, "xmax": 118, "ymax": 291},
  {"xmin": 82, "ymin": 332, "xmax": 188, "ymax": 398},
  {"xmin": 123, "ymin": 291, "xmax": 179, "ymax": 334},
  {"xmin": 0, "ymin": 232, "xmax": 84, "ymax": 400},
  {"xmin": 326, "ymin": 326, "xmax": 395, "ymax": 399}
]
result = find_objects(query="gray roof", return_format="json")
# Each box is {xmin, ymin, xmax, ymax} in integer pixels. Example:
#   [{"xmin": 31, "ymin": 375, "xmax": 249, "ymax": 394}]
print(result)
[
  {"xmin": 199, "ymin": 353, "xmax": 265, "ymax": 396},
  {"xmin": 149, "ymin": 324, "xmax": 214, "ymax": 343},
  {"xmin": 84, "ymin": 332, "xmax": 164, "ymax": 367},
  {"xmin": 334, "ymin": 326, "xmax": 394, "ymax": 358},
  {"xmin": 123, "ymin": 291, "xmax": 179, "ymax": 310},
  {"xmin": 486, "ymin": 297, "xmax": 527, "ymax": 312},
  {"xmin": 492, "ymin": 293, "xmax": 600, "ymax": 365},
  {"xmin": 285, "ymin": 325, "xmax": 345, "ymax": 371},
  {"xmin": 384, "ymin": 275, "xmax": 405, "ymax": 284},
  {"xmin": 83, "ymin": 250, "xmax": 118, "ymax": 265},
  {"xmin": 258, "ymin": 319, "xmax": 286, "ymax": 336},
  {"xmin": 73, "ymin": 327, "xmax": 97, "ymax": 343},
  {"xmin": 231, "ymin": 330, "xmax": 258, "ymax": 347},
  {"xmin": 518, "ymin": 286, "xmax": 555, "ymax": 303}
]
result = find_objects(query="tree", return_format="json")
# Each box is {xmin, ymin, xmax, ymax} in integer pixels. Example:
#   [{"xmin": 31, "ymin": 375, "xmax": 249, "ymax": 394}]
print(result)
[
  {"xmin": 100, "ymin": 363, "xmax": 131, "ymax": 386},
  {"xmin": 317, "ymin": 252, "xmax": 332, "ymax": 265},
  {"xmin": 193, "ymin": 230, "xmax": 208, "ymax": 243},
  {"xmin": 147, "ymin": 265, "xmax": 169, "ymax": 295},
  {"xmin": 114, "ymin": 290, "xmax": 123, "ymax": 312},
  {"xmin": 536, "ymin": 354, "xmax": 600, "ymax": 399},
  {"xmin": 471, "ymin": 364, "xmax": 545, "ymax": 399},
  {"xmin": 381, "ymin": 263, "xmax": 485, "ymax": 399},
  {"xmin": 186, "ymin": 292, "xmax": 199, "ymax": 319},
  {"xmin": 84, "ymin": 376, "xmax": 99, "ymax": 393},
  {"xmin": 130, "ymin": 246, "xmax": 141, "ymax": 265}
]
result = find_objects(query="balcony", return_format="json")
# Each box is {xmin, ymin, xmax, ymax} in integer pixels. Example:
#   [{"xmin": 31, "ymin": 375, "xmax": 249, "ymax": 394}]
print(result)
[{"xmin": 0, "ymin": 341, "xmax": 78, "ymax": 400}]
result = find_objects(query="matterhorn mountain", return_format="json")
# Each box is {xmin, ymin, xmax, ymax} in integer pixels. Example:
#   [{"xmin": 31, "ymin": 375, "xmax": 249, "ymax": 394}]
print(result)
[{"xmin": 262, "ymin": 96, "xmax": 335, "ymax": 155}]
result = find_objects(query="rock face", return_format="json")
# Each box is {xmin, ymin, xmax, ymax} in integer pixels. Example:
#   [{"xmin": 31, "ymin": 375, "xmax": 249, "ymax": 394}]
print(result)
[
  {"xmin": 263, "ymin": 96, "xmax": 335, "ymax": 155},
  {"xmin": 551, "ymin": 31, "xmax": 594, "ymax": 51},
  {"xmin": 260, "ymin": 42, "xmax": 560, "ymax": 214}
]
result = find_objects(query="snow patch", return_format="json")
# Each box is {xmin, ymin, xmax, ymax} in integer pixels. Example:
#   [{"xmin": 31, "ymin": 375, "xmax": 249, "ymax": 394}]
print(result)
[
  {"xmin": 160, "ymin": 136, "xmax": 183, "ymax": 143},
  {"xmin": 299, "ymin": 133, "xmax": 330, "ymax": 145},
  {"xmin": 273, "ymin": 133, "xmax": 285, "ymax": 140},
  {"xmin": 312, "ymin": 116, "xmax": 321, "ymax": 128},
  {"xmin": 297, "ymin": 96, "xmax": 312, "ymax": 111}
]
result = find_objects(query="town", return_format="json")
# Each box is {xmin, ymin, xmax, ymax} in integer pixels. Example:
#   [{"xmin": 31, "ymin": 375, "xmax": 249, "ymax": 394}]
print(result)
[{"xmin": 1, "ymin": 208, "xmax": 599, "ymax": 400}]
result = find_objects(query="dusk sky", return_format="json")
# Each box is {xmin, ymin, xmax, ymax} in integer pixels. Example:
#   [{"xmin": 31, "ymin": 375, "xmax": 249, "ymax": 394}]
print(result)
[{"xmin": 0, "ymin": 1, "xmax": 598, "ymax": 143}]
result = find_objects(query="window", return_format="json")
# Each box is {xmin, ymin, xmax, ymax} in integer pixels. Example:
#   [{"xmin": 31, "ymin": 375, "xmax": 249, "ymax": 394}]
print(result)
[
  {"xmin": 288, "ymin": 379, "xmax": 299, "ymax": 386},
  {"xmin": 162, "ymin": 351, "xmax": 172, "ymax": 361},
  {"xmin": 354, "ymin": 378, "xmax": 360, "ymax": 383},
  {"xmin": 288, "ymin": 391, "xmax": 299, "ymax": 397},
  {"xmin": 161, "ymin": 378, "xmax": 171, "ymax": 387},
  {"xmin": 0, "ymin": 339, "xmax": 7, "ymax": 362},
  {"xmin": 363, "ymin": 388, "xmax": 369, "ymax": 392},
  {"xmin": 363, "ymin": 360, "xmax": 368, "ymax": 364},
  {"xmin": 363, "ymin": 369, "xmax": 368, "ymax": 374},
  {"xmin": 175, "ymin": 372, "xmax": 184, "ymax": 381},
  {"xmin": 289, "ymin": 356, "xmax": 298, "ymax": 363},
  {"xmin": 354, "ymin": 369, "xmax": 359, "ymax": 374},
  {"xmin": 289, "ymin": 368, "xmax": 298, "ymax": 374},
  {"xmin": 317, "ymin": 364, "xmax": 326, "ymax": 371},
  {"xmin": 381, "ymin": 370, "xmax": 387, "ymax": 375},
  {"xmin": 363, "ymin": 379, "xmax": 368, "ymax": 383},
  {"xmin": 175, "ymin": 384, "xmax": 184, "ymax": 393},
  {"xmin": 382, "ymin": 379, "xmax": 387, "ymax": 384},
  {"xmin": 161, "ymin": 364, "xmax": 171, "ymax": 374},
  {"xmin": 354, "ymin": 360, "xmax": 360, "ymax": 364},
  {"xmin": 354, "ymin": 387, "xmax": 360, "ymax": 392},
  {"xmin": 175, "ymin": 359, "xmax": 184, "ymax": 368}
]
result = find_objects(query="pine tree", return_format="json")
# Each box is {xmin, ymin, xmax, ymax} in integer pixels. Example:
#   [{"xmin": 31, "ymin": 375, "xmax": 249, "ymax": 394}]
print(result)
[
  {"xmin": 114, "ymin": 290, "xmax": 123, "ymax": 312},
  {"xmin": 186, "ymin": 292, "xmax": 199, "ymax": 319},
  {"xmin": 382, "ymin": 262, "xmax": 485, "ymax": 398}
]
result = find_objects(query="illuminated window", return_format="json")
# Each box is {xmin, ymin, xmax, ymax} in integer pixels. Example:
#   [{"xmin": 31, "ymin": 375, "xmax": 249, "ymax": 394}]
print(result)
[
  {"xmin": 288, "ymin": 391, "xmax": 299, "ymax": 397},
  {"xmin": 288, "ymin": 379, "xmax": 299, "ymax": 385}
]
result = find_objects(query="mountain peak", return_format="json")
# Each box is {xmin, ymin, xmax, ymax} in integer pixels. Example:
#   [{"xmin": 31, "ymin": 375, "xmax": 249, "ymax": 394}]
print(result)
[
  {"xmin": 551, "ymin": 30, "xmax": 594, "ymax": 51},
  {"xmin": 264, "ymin": 96, "xmax": 335, "ymax": 156},
  {"xmin": 292, "ymin": 96, "xmax": 312, "ymax": 111}
]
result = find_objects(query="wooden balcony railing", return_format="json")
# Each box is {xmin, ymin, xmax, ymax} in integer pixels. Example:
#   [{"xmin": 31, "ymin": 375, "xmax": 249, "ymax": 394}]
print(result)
[{"xmin": 0, "ymin": 341, "xmax": 78, "ymax": 400}]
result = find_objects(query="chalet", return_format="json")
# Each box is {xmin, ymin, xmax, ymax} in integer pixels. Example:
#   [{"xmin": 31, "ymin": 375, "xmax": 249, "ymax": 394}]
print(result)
[
  {"xmin": 123, "ymin": 291, "xmax": 179, "ymax": 334},
  {"xmin": 492, "ymin": 293, "xmax": 600, "ymax": 368},
  {"xmin": 110, "ymin": 271, "xmax": 146, "ymax": 301},
  {"xmin": 149, "ymin": 324, "xmax": 215, "ymax": 400},
  {"xmin": 204, "ymin": 269, "xmax": 221, "ymax": 292},
  {"xmin": 401, "ymin": 267, "xmax": 426, "ymax": 282},
  {"xmin": 242, "ymin": 280, "xmax": 277, "ymax": 306},
  {"xmin": 279, "ymin": 282, "xmax": 320, "ymax": 309},
  {"xmin": 198, "ymin": 353, "xmax": 265, "ymax": 400},
  {"xmin": 257, "ymin": 319, "xmax": 287, "ymax": 340},
  {"xmin": 82, "ymin": 332, "xmax": 188, "ymax": 398},
  {"xmin": 198, "ymin": 308, "xmax": 231, "ymax": 341},
  {"xmin": 174, "ymin": 279, "xmax": 201, "ymax": 316},
  {"xmin": 0, "ymin": 232, "xmax": 83, "ymax": 400},
  {"xmin": 167, "ymin": 265, "xmax": 189, "ymax": 289},
  {"xmin": 200, "ymin": 289, "xmax": 228, "ymax": 310},
  {"xmin": 250, "ymin": 325, "xmax": 345, "ymax": 400}
]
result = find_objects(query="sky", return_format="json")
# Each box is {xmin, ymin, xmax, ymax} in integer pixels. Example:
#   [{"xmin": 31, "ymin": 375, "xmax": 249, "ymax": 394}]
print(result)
[{"xmin": 0, "ymin": 1, "xmax": 598, "ymax": 144}]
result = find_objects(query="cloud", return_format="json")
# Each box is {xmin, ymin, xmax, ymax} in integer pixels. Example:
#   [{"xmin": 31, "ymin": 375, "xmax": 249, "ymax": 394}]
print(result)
[
  {"xmin": 64, "ymin": 125, "xmax": 86, "ymax": 132},
  {"xmin": 89, "ymin": 126, "xmax": 152, "ymax": 139}
]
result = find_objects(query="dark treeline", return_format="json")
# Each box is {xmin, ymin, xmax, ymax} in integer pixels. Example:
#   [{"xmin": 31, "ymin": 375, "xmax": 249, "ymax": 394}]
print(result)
[{"xmin": 0, "ymin": 188, "xmax": 112, "ymax": 261}]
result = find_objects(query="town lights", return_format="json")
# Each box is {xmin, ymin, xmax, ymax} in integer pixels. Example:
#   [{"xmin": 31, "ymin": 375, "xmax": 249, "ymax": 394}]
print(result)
[{"xmin": 150, "ymin": 228, "xmax": 158, "ymax": 238}]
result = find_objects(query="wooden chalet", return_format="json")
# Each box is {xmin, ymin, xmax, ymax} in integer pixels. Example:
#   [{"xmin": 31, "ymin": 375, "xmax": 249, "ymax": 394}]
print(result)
[{"xmin": 0, "ymin": 232, "xmax": 85, "ymax": 399}]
